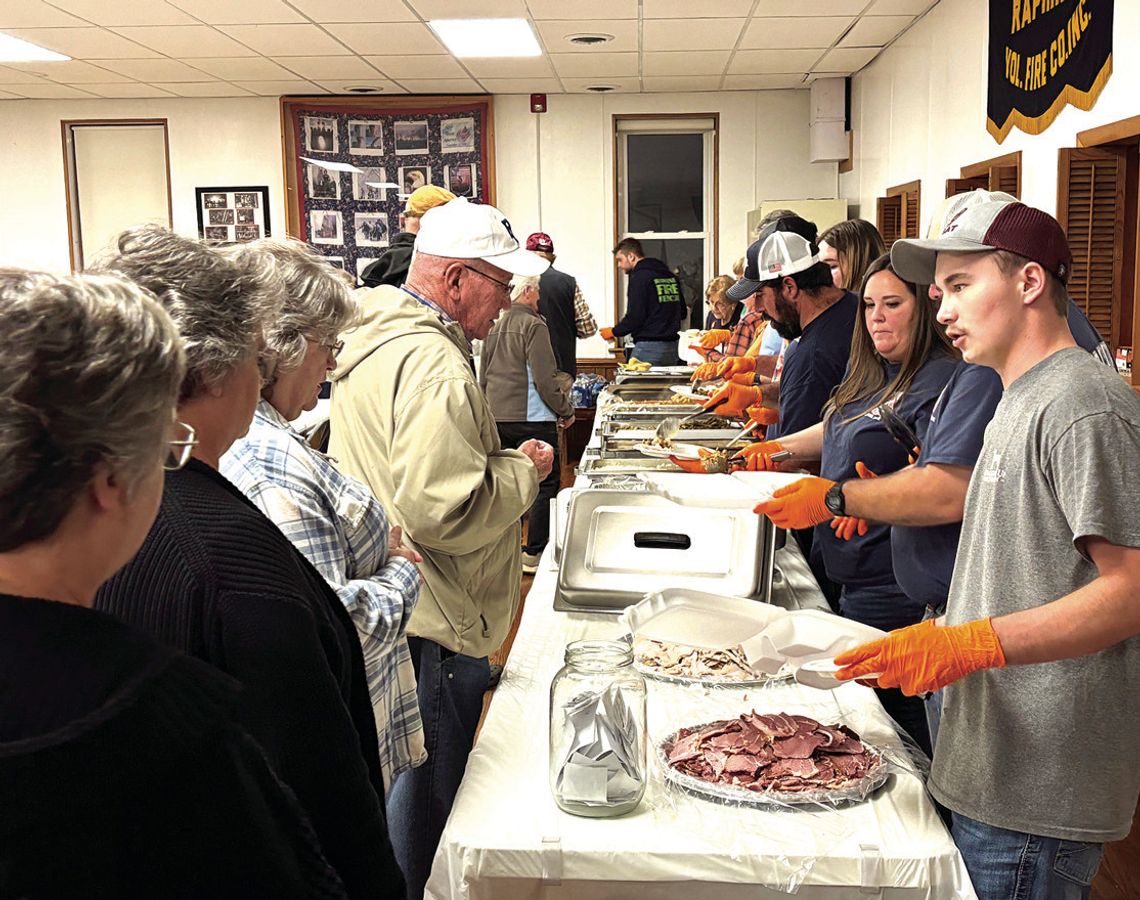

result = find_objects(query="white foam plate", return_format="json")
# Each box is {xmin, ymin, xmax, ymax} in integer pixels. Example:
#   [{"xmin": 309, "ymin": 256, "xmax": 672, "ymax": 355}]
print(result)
[
  {"xmin": 794, "ymin": 658, "xmax": 884, "ymax": 691},
  {"xmin": 622, "ymin": 588, "xmax": 787, "ymax": 651},
  {"xmin": 633, "ymin": 441, "xmax": 706, "ymax": 460}
]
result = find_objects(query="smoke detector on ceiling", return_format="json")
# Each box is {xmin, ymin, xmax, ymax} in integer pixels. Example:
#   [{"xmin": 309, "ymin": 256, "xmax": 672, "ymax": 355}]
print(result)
[{"xmin": 566, "ymin": 33, "xmax": 615, "ymax": 46}]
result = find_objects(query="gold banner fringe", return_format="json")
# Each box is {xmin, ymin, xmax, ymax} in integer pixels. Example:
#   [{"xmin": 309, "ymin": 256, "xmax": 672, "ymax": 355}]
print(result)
[{"xmin": 986, "ymin": 52, "xmax": 1113, "ymax": 144}]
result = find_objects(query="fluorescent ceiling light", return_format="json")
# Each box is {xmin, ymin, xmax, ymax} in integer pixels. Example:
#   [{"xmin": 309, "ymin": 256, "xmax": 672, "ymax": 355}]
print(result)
[
  {"xmin": 0, "ymin": 33, "xmax": 70, "ymax": 62},
  {"xmin": 428, "ymin": 18, "xmax": 541, "ymax": 58}
]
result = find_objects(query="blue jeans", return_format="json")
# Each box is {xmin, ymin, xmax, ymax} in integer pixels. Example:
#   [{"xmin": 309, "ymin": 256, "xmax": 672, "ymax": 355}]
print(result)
[
  {"xmin": 387, "ymin": 637, "xmax": 489, "ymax": 899},
  {"xmin": 630, "ymin": 339, "xmax": 680, "ymax": 366},
  {"xmin": 951, "ymin": 812, "xmax": 1104, "ymax": 900}
]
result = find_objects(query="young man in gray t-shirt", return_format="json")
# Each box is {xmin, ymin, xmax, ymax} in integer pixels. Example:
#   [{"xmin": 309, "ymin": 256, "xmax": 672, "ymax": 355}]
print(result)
[{"xmin": 834, "ymin": 199, "xmax": 1140, "ymax": 900}]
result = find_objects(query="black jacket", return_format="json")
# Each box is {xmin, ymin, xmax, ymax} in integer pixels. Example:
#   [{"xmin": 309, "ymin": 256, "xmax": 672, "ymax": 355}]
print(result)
[
  {"xmin": 361, "ymin": 231, "xmax": 416, "ymax": 288},
  {"xmin": 95, "ymin": 460, "xmax": 403, "ymax": 900},
  {"xmin": 538, "ymin": 266, "xmax": 578, "ymax": 376},
  {"xmin": 613, "ymin": 257, "xmax": 685, "ymax": 342},
  {"xmin": 0, "ymin": 593, "xmax": 347, "ymax": 899}
]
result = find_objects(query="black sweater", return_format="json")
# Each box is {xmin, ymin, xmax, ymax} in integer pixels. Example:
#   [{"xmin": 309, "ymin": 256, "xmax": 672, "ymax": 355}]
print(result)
[
  {"xmin": 361, "ymin": 231, "xmax": 416, "ymax": 288},
  {"xmin": 613, "ymin": 257, "xmax": 685, "ymax": 342},
  {"xmin": 95, "ymin": 460, "xmax": 403, "ymax": 900},
  {"xmin": 0, "ymin": 593, "xmax": 346, "ymax": 899}
]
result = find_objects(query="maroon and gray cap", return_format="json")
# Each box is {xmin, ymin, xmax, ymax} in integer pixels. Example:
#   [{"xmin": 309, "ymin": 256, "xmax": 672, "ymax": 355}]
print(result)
[{"xmin": 891, "ymin": 199, "xmax": 1073, "ymax": 286}]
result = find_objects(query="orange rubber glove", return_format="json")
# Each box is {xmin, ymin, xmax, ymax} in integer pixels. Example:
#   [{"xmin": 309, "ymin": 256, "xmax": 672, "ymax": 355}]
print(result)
[
  {"xmin": 753, "ymin": 476, "xmax": 835, "ymax": 528},
  {"xmin": 689, "ymin": 344, "xmax": 711, "ymax": 360},
  {"xmin": 830, "ymin": 462, "xmax": 876, "ymax": 541},
  {"xmin": 728, "ymin": 372, "xmax": 757, "ymax": 386},
  {"xmin": 716, "ymin": 356, "xmax": 756, "ymax": 378},
  {"xmin": 702, "ymin": 382, "xmax": 762, "ymax": 418},
  {"xmin": 834, "ymin": 617, "xmax": 1007, "ymax": 696},
  {"xmin": 747, "ymin": 405, "xmax": 779, "ymax": 428},
  {"xmin": 736, "ymin": 439, "xmax": 785, "ymax": 471},
  {"xmin": 668, "ymin": 455, "xmax": 708, "ymax": 474},
  {"xmin": 699, "ymin": 329, "xmax": 732, "ymax": 349},
  {"xmin": 690, "ymin": 362, "xmax": 719, "ymax": 382},
  {"xmin": 599, "ymin": 326, "xmax": 615, "ymax": 341}
]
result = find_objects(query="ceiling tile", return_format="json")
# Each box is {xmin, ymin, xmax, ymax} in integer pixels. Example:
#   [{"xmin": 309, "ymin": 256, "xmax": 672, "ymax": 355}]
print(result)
[
  {"xmin": 728, "ymin": 48, "xmax": 823, "ymax": 74},
  {"xmin": 642, "ymin": 75, "xmax": 722, "ymax": 91},
  {"xmin": 313, "ymin": 79, "xmax": 406, "ymax": 93},
  {"xmin": 740, "ymin": 16, "xmax": 853, "ymax": 49},
  {"xmin": 0, "ymin": 82, "xmax": 98, "ymax": 97},
  {"xmin": 154, "ymin": 81, "xmax": 256, "ymax": 96},
  {"xmin": 409, "ymin": 0, "xmax": 529, "ymax": 16},
  {"xmin": 643, "ymin": 18, "xmax": 745, "ymax": 51},
  {"xmin": 463, "ymin": 57, "xmax": 555, "ymax": 77},
  {"xmin": 0, "ymin": 67, "xmax": 51, "ymax": 84},
  {"xmin": 559, "ymin": 77, "xmax": 638, "ymax": 93},
  {"xmin": 364, "ymin": 55, "xmax": 467, "ymax": 79},
  {"xmin": 82, "ymin": 82, "xmax": 178, "ymax": 98},
  {"xmin": 275, "ymin": 56, "xmax": 381, "ymax": 80},
  {"xmin": 218, "ymin": 23, "xmax": 350, "ymax": 55},
  {"xmin": 644, "ymin": 0, "xmax": 753, "ymax": 15},
  {"xmin": 3, "ymin": 59, "xmax": 132, "ymax": 82},
  {"xmin": 233, "ymin": 79, "xmax": 325, "ymax": 94},
  {"xmin": 868, "ymin": 0, "xmax": 935, "ymax": 12},
  {"xmin": 285, "ymin": 0, "xmax": 418, "ymax": 23},
  {"xmin": 839, "ymin": 15, "xmax": 914, "ymax": 47},
  {"xmin": 535, "ymin": 20, "xmax": 638, "ymax": 53},
  {"xmin": 4, "ymin": 27, "xmax": 161, "ymax": 59},
  {"xmin": 110, "ymin": 25, "xmax": 257, "ymax": 56},
  {"xmin": 0, "ymin": 90, "xmax": 26, "ymax": 99},
  {"xmin": 753, "ymin": 0, "xmax": 868, "ymax": 14},
  {"xmin": 804, "ymin": 71, "xmax": 850, "ymax": 82},
  {"xmin": 0, "ymin": 2, "xmax": 88, "ymax": 28},
  {"xmin": 185, "ymin": 57, "xmax": 293, "ymax": 80},
  {"xmin": 527, "ymin": 0, "xmax": 637, "ymax": 19},
  {"xmin": 477, "ymin": 77, "xmax": 562, "ymax": 94},
  {"xmin": 44, "ymin": 0, "xmax": 198, "ymax": 26},
  {"xmin": 814, "ymin": 46, "xmax": 881, "ymax": 71},
  {"xmin": 167, "ymin": 0, "xmax": 306, "ymax": 24},
  {"xmin": 643, "ymin": 50, "xmax": 730, "ymax": 76},
  {"xmin": 93, "ymin": 57, "xmax": 218, "ymax": 81},
  {"xmin": 323, "ymin": 22, "xmax": 446, "ymax": 55},
  {"xmin": 547, "ymin": 52, "xmax": 639, "ymax": 77},
  {"xmin": 722, "ymin": 73, "xmax": 805, "ymax": 89},
  {"xmin": 395, "ymin": 78, "xmax": 485, "ymax": 94}
]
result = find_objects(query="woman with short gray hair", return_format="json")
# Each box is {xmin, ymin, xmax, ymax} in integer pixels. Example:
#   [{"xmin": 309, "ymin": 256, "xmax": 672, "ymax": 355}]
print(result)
[
  {"xmin": 0, "ymin": 271, "xmax": 347, "ymax": 897},
  {"xmin": 93, "ymin": 227, "xmax": 404, "ymax": 898},
  {"xmin": 221, "ymin": 238, "xmax": 426, "ymax": 790}
]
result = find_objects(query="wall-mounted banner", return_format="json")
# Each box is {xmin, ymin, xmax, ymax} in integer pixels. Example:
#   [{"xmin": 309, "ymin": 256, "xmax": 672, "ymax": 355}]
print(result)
[{"xmin": 988, "ymin": 0, "xmax": 1113, "ymax": 143}]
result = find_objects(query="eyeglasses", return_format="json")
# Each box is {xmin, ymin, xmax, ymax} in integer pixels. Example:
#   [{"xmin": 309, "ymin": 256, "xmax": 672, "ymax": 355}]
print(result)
[
  {"xmin": 164, "ymin": 421, "xmax": 198, "ymax": 471},
  {"xmin": 461, "ymin": 264, "xmax": 511, "ymax": 294},
  {"xmin": 320, "ymin": 339, "xmax": 345, "ymax": 360}
]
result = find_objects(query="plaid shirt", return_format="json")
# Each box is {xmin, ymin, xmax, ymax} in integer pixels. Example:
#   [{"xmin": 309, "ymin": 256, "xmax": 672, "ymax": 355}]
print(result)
[
  {"xmin": 708, "ymin": 310, "xmax": 765, "ymax": 362},
  {"xmin": 572, "ymin": 284, "xmax": 598, "ymax": 338},
  {"xmin": 221, "ymin": 400, "xmax": 425, "ymax": 788}
]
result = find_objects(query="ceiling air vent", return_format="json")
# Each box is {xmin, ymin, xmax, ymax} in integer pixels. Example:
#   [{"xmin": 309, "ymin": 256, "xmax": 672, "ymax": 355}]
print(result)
[
  {"xmin": 345, "ymin": 86, "xmax": 383, "ymax": 93},
  {"xmin": 566, "ymin": 33, "xmax": 614, "ymax": 46},
  {"xmin": 585, "ymin": 84, "xmax": 618, "ymax": 93}
]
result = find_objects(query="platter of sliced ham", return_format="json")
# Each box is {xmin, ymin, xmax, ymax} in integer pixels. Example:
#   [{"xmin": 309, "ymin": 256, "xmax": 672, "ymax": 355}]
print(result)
[{"xmin": 660, "ymin": 711, "xmax": 887, "ymax": 806}]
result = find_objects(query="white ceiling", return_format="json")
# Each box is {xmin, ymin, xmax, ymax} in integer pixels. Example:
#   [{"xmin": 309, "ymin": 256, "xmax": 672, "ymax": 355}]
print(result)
[{"xmin": 0, "ymin": 0, "xmax": 939, "ymax": 100}]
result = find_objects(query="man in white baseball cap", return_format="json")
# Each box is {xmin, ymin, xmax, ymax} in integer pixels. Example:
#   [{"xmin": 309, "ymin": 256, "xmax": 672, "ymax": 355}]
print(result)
[{"xmin": 328, "ymin": 196, "xmax": 552, "ymax": 898}]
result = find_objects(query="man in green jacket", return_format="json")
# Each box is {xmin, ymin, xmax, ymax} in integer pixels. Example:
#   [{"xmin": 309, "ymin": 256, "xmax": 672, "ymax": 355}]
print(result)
[{"xmin": 329, "ymin": 198, "xmax": 552, "ymax": 899}]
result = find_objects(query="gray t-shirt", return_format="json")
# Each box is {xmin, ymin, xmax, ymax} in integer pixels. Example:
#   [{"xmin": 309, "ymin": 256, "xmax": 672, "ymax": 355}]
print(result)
[{"xmin": 930, "ymin": 347, "xmax": 1140, "ymax": 842}]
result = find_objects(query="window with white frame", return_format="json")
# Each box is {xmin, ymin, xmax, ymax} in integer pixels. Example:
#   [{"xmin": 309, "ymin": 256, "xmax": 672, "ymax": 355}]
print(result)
[{"xmin": 614, "ymin": 115, "xmax": 717, "ymax": 331}]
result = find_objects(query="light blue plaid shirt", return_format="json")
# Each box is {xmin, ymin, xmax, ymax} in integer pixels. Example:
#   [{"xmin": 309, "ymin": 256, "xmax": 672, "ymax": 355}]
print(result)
[{"xmin": 221, "ymin": 400, "xmax": 426, "ymax": 788}]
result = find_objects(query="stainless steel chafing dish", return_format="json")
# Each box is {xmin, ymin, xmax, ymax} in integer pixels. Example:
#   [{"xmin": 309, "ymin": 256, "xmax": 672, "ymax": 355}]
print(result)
[
  {"xmin": 599, "ymin": 382, "xmax": 697, "ymax": 403},
  {"xmin": 597, "ymin": 436, "xmax": 742, "ymax": 460},
  {"xmin": 597, "ymin": 401, "xmax": 702, "ymax": 417},
  {"xmin": 600, "ymin": 418, "xmax": 744, "ymax": 441},
  {"xmin": 578, "ymin": 457, "xmax": 683, "ymax": 476}
]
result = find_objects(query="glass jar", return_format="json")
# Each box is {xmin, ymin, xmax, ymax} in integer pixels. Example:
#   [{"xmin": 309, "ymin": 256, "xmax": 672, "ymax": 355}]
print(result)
[{"xmin": 548, "ymin": 638, "xmax": 647, "ymax": 817}]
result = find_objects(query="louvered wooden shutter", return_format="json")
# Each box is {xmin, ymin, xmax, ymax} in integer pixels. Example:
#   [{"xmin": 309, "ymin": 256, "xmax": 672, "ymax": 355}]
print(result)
[
  {"xmin": 989, "ymin": 164, "xmax": 1020, "ymax": 197},
  {"xmin": 946, "ymin": 176, "xmax": 988, "ymax": 197},
  {"xmin": 1057, "ymin": 147, "xmax": 1125, "ymax": 348},
  {"xmin": 902, "ymin": 188, "xmax": 920, "ymax": 238},
  {"xmin": 877, "ymin": 196, "xmax": 902, "ymax": 244}
]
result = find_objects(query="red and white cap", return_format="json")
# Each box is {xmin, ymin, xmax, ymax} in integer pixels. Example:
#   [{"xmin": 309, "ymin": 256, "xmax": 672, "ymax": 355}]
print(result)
[{"xmin": 415, "ymin": 198, "xmax": 550, "ymax": 276}]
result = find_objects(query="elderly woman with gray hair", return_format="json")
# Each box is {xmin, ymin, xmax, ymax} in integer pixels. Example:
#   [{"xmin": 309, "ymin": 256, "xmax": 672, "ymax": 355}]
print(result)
[
  {"xmin": 0, "ymin": 270, "xmax": 348, "ymax": 897},
  {"xmin": 91, "ymin": 227, "xmax": 404, "ymax": 899},
  {"xmin": 219, "ymin": 238, "xmax": 425, "ymax": 791},
  {"xmin": 479, "ymin": 273, "xmax": 574, "ymax": 571}
]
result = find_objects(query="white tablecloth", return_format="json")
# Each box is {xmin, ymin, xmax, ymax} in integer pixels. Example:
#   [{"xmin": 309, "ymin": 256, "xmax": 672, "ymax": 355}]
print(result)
[{"xmin": 426, "ymin": 541, "xmax": 977, "ymax": 899}]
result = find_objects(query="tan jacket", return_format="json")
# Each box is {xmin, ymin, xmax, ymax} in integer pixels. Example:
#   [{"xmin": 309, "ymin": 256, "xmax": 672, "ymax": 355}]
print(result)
[
  {"xmin": 479, "ymin": 302, "xmax": 574, "ymax": 422},
  {"xmin": 328, "ymin": 285, "xmax": 538, "ymax": 657}
]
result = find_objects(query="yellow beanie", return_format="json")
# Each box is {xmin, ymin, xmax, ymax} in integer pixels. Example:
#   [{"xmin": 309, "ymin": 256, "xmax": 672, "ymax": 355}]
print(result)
[{"xmin": 405, "ymin": 185, "xmax": 456, "ymax": 217}]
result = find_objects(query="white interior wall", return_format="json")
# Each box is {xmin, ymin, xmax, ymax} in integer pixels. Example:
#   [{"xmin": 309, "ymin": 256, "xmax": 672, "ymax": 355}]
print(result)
[{"xmin": 841, "ymin": 0, "xmax": 1140, "ymax": 225}]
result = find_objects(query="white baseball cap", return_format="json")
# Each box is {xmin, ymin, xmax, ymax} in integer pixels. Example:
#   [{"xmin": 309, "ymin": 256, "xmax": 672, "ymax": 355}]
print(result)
[
  {"xmin": 754, "ymin": 231, "xmax": 821, "ymax": 283},
  {"xmin": 415, "ymin": 197, "xmax": 549, "ymax": 277}
]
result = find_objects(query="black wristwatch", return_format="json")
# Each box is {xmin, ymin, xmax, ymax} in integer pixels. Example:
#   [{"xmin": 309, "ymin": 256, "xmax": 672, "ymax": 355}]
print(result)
[{"xmin": 824, "ymin": 481, "xmax": 847, "ymax": 516}]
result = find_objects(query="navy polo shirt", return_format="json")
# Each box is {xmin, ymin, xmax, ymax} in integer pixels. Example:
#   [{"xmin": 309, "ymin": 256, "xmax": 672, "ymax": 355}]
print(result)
[
  {"xmin": 768, "ymin": 291, "xmax": 858, "ymax": 441},
  {"xmin": 890, "ymin": 362, "xmax": 1004, "ymax": 612},
  {"xmin": 816, "ymin": 353, "xmax": 959, "ymax": 596}
]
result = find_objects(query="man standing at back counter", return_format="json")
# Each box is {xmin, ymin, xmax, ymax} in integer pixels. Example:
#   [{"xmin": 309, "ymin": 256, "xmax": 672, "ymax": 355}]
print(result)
[{"xmin": 600, "ymin": 237, "xmax": 685, "ymax": 366}]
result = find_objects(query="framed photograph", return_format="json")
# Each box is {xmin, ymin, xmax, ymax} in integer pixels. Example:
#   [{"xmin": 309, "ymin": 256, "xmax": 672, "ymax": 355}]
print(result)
[
  {"xmin": 398, "ymin": 165, "xmax": 431, "ymax": 195},
  {"xmin": 445, "ymin": 163, "xmax": 476, "ymax": 198},
  {"xmin": 440, "ymin": 116, "xmax": 475, "ymax": 154},
  {"xmin": 325, "ymin": 256, "xmax": 346, "ymax": 271},
  {"xmin": 347, "ymin": 120, "xmax": 384, "ymax": 155},
  {"xmin": 352, "ymin": 166, "xmax": 387, "ymax": 202},
  {"xmin": 354, "ymin": 213, "xmax": 389, "ymax": 247},
  {"xmin": 393, "ymin": 119, "xmax": 429, "ymax": 156},
  {"xmin": 307, "ymin": 163, "xmax": 340, "ymax": 200},
  {"xmin": 305, "ymin": 116, "xmax": 338, "ymax": 153},
  {"xmin": 195, "ymin": 186, "xmax": 271, "ymax": 243},
  {"xmin": 309, "ymin": 210, "xmax": 343, "ymax": 245}
]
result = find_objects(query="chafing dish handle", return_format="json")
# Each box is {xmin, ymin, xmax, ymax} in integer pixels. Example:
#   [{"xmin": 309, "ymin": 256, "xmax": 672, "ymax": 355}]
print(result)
[{"xmin": 633, "ymin": 532, "xmax": 692, "ymax": 550}]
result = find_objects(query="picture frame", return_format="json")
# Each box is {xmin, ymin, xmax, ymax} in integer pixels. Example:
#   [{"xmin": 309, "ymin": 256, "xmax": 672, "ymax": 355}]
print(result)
[{"xmin": 195, "ymin": 185, "xmax": 271, "ymax": 243}]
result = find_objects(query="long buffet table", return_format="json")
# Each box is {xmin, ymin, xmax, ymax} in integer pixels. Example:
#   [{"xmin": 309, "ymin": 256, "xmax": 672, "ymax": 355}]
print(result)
[{"xmin": 426, "ymin": 531, "xmax": 977, "ymax": 898}]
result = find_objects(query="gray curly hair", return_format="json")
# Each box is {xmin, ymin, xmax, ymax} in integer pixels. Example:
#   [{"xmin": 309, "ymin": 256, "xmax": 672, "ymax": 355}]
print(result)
[
  {"xmin": 221, "ymin": 239, "xmax": 359, "ymax": 381},
  {"xmin": 95, "ymin": 225, "xmax": 282, "ymax": 401},
  {"xmin": 0, "ymin": 270, "xmax": 185, "ymax": 552}
]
